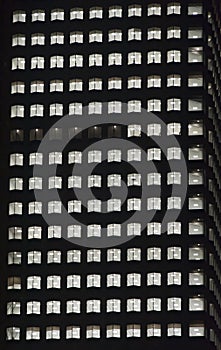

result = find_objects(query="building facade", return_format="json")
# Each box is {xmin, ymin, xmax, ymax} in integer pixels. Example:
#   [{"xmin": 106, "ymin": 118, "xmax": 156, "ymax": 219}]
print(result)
[{"xmin": 1, "ymin": 1, "xmax": 221, "ymax": 349}]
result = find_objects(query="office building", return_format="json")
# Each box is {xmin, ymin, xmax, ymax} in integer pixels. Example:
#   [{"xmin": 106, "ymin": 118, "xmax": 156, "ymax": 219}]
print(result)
[{"xmin": 1, "ymin": 1, "xmax": 221, "ymax": 349}]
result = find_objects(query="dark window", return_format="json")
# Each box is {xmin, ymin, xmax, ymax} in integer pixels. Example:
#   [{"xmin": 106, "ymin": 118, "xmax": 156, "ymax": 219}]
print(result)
[
  {"xmin": 49, "ymin": 128, "xmax": 62, "ymax": 140},
  {"xmin": 68, "ymin": 127, "xmax": 82, "ymax": 139},
  {"xmin": 30, "ymin": 129, "xmax": 43, "ymax": 141},
  {"xmin": 10, "ymin": 129, "xmax": 24, "ymax": 142},
  {"xmin": 88, "ymin": 126, "xmax": 102, "ymax": 138},
  {"xmin": 108, "ymin": 125, "xmax": 121, "ymax": 137}
]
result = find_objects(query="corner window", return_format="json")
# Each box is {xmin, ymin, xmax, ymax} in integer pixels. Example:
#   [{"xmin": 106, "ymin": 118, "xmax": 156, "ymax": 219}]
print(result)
[
  {"xmin": 188, "ymin": 47, "xmax": 203, "ymax": 63},
  {"xmin": 188, "ymin": 74, "xmax": 203, "ymax": 87},
  {"xmin": 188, "ymin": 4, "xmax": 203, "ymax": 15},
  {"xmin": 189, "ymin": 171, "xmax": 203, "ymax": 185},
  {"xmin": 189, "ymin": 196, "xmax": 203, "ymax": 210},
  {"xmin": 189, "ymin": 297, "xmax": 204, "ymax": 311},
  {"xmin": 188, "ymin": 121, "xmax": 203, "ymax": 135},
  {"xmin": 189, "ymin": 324, "xmax": 204, "ymax": 337},
  {"xmin": 188, "ymin": 146, "xmax": 203, "ymax": 160},
  {"xmin": 188, "ymin": 98, "xmax": 203, "ymax": 111},
  {"xmin": 189, "ymin": 271, "xmax": 204, "ymax": 285},
  {"xmin": 188, "ymin": 28, "xmax": 203, "ymax": 39},
  {"xmin": 189, "ymin": 246, "xmax": 204, "ymax": 260}
]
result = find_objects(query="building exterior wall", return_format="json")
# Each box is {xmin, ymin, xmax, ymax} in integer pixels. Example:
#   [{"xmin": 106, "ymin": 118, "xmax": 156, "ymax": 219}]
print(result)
[{"xmin": 0, "ymin": 1, "xmax": 221, "ymax": 349}]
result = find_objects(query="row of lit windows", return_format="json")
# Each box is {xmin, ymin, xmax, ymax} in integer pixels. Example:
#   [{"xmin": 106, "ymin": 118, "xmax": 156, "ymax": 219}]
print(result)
[
  {"xmin": 6, "ymin": 297, "xmax": 205, "ymax": 314},
  {"xmin": 9, "ymin": 99, "xmax": 204, "ymax": 116},
  {"xmin": 8, "ymin": 147, "xmax": 191, "ymax": 162},
  {"xmin": 10, "ymin": 76, "xmax": 204, "ymax": 91},
  {"xmin": 8, "ymin": 173, "xmax": 201, "ymax": 190},
  {"xmin": 10, "ymin": 76, "xmax": 204, "ymax": 93},
  {"xmin": 9, "ymin": 146, "xmax": 204, "ymax": 166},
  {"xmin": 6, "ymin": 172, "xmax": 197, "ymax": 190},
  {"xmin": 7, "ymin": 225, "xmax": 205, "ymax": 240},
  {"xmin": 7, "ymin": 271, "xmax": 205, "ymax": 289},
  {"xmin": 7, "ymin": 246, "xmax": 204, "ymax": 264},
  {"xmin": 11, "ymin": 45, "xmax": 203, "ymax": 65},
  {"xmin": 12, "ymin": 55, "xmax": 204, "ymax": 70},
  {"xmin": 12, "ymin": 5, "xmax": 203, "ymax": 23},
  {"xmin": 6, "ymin": 323, "xmax": 206, "ymax": 340},
  {"xmin": 8, "ymin": 171, "xmax": 203, "ymax": 190},
  {"xmin": 7, "ymin": 221, "xmax": 204, "ymax": 240},
  {"xmin": 11, "ymin": 28, "xmax": 203, "ymax": 45},
  {"xmin": 7, "ymin": 196, "xmax": 204, "ymax": 215},
  {"xmin": 10, "ymin": 122, "xmax": 203, "ymax": 141}
]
